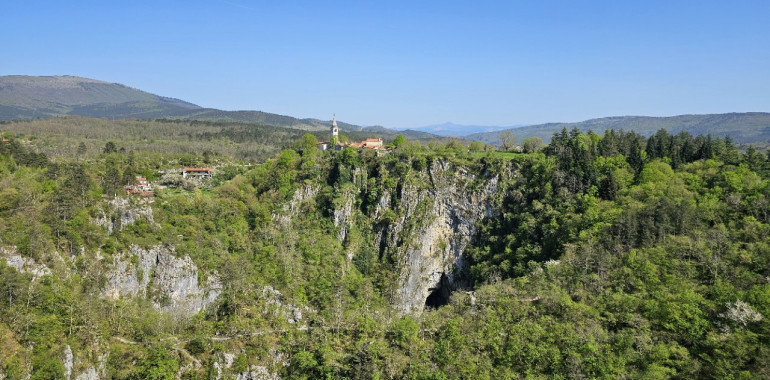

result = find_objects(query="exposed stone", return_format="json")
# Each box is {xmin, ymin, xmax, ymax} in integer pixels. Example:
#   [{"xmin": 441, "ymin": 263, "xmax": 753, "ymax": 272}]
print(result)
[
  {"xmin": 273, "ymin": 185, "xmax": 319, "ymax": 226},
  {"xmin": 101, "ymin": 245, "xmax": 222, "ymax": 317},
  {"xmin": 1, "ymin": 246, "xmax": 51, "ymax": 280},
  {"xmin": 261, "ymin": 286, "xmax": 309, "ymax": 324},
  {"xmin": 222, "ymin": 352, "xmax": 236, "ymax": 369},
  {"xmin": 63, "ymin": 345, "xmax": 73, "ymax": 380},
  {"xmin": 377, "ymin": 159, "xmax": 500, "ymax": 314},
  {"xmin": 74, "ymin": 367, "xmax": 99, "ymax": 380},
  {"xmin": 94, "ymin": 197, "xmax": 154, "ymax": 234},
  {"xmin": 373, "ymin": 190, "xmax": 391, "ymax": 220},
  {"xmin": 333, "ymin": 189, "xmax": 355, "ymax": 242},
  {"xmin": 236, "ymin": 365, "xmax": 279, "ymax": 380}
]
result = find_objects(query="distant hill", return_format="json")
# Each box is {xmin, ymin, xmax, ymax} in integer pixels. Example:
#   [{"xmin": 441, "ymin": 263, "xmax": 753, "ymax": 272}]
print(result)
[
  {"xmin": 363, "ymin": 125, "xmax": 441, "ymax": 140},
  {"xmin": 0, "ymin": 75, "xmax": 361, "ymax": 132},
  {"xmin": 0, "ymin": 75, "xmax": 200, "ymax": 119},
  {"xmin": 467, "ymin": 113, "xmax": 770, "ymax": 145},
  {"xmin": 408, "ymin": 122, "xmax": 524, "ymax": 136}
]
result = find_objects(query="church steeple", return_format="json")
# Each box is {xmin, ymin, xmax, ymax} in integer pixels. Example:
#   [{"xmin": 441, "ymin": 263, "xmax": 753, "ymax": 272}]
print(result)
[{"xmin": 331, "ymin": 114, "xmax": 339, "ymax": 144}]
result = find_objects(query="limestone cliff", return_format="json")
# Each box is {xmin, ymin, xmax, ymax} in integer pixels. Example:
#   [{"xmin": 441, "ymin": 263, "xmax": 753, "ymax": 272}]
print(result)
[
  {"xmin": 101, "ymin": 244, "xmax": 222, "ymax": 317},
  {"xmin": 94, "ymin": 197, "xmax": 154, "ymax": 234},
  {"xmin": 1, "ymin": 246, "xmax": 52, "ymax": 280},
  {"xmin": 376, "ymin": 159, "xmax": 500, "ymax": 313},
  {"xmin": 281, "ymin": 157, "xmax": 504, "ymax": 314}
]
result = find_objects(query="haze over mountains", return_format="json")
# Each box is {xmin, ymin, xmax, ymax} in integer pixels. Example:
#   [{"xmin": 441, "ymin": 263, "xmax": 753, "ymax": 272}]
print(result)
[
  {"xmin": 2, "ymin": 75, "xmax": 769, "ymax": 146},
  {"xmin": 404, "ymin": 122, "xmax": 524, "ymax": 136},
  {"xmin": 470, "ymin": 113, "xmax": 770, "ymax": 145},
  {"xmin": 0, "ymin": 75, "xmax": 361, "ymax": 132}
]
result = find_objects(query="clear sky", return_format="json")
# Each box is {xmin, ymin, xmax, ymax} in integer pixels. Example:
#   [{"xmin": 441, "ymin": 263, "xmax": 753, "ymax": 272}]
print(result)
[{"xmin": 3, "ymin": 1, "xmax": 769, "ymax": 128}]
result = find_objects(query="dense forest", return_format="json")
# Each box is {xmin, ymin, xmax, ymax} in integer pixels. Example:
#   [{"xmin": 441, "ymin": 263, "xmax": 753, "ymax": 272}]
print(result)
[{"xmin": 1, "ymin": 125, "xmax": 770, "ymax": 379}]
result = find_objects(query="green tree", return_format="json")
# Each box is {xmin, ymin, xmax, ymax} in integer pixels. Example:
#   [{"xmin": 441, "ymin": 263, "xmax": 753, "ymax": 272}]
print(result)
[
  {"xmin": 103, "ymin": 141, "xmax": 117, "ymax": 154},
  {"xmin": 76, "ymin": 142, "xmax": 87, "ymax": 160},
  {"xmin": 298, "ymin": 133, "xmax": 319, "ymax": 155},
  {"xmin": 468, "ymin": 141, "xmax": 486, "ymax": 152},
  {"xmin": 140, "ymin": 347, "xmax": 179, "ymax": 380},
  {"xmin": 102, "ymin": 159, "xmax": 121, "ymax": 196},
  {"xmin": 522, "ymin": 136, "xmax": 544, "ymax": 153},
  {"xmin": 392, "ymin": 134, "xmax": 406, "ymax": 148},
  {"xmin": 499, "ymin": 130, "xmax": 517, "ymax": 151}
]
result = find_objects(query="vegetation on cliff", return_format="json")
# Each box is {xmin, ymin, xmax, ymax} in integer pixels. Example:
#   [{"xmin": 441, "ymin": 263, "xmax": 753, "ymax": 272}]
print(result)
[{"xmin": 1, "ymin": 125, "xmax": 769, "ymax": 379}]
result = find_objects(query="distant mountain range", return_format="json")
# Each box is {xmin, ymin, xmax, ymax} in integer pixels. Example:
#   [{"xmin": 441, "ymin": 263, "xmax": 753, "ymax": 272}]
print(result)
[
  {"xmin": 467, "ymin": 113, "xmax": 770, "ymax": 145},
  {"xmin": 404, "ymin": 122, "xmax": 525, "ymax": 136},
  {"xmin": 2, "ymin": 75, "xmax": 768, "ymax": 146},
  {"xmin": 0, "ymin": 75, "xmax": 362, "ymax": 132}
]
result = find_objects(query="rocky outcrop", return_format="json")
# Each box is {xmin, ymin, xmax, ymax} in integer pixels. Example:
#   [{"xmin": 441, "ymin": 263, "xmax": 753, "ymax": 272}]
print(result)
[
  {"xmin": 378, "ymin": 160, "xmax": 500, "ymax": 314},
  {"xmin": 236, "ymin": 366, "xmax": 280, "ymax": 380},
  {"xmin": 63, "ymin": 345, "xmax": 74, "ymax": 380},
  {"xmin": 333, "ymin": 189, "xmax": 355, "ymax": 242},
  {"xmin": 63, "ymin": 343, "xmax": 107, "ymax": 380},
  {"xmin": 74, "ymin": 367, "xmax": 100, "ymax": 380},
  {"xmin": 273, "ymin": 185, "xmax": 318, "ymax": 226},
  {"xmin": 94, "ymin": 197, "xmax": 154, "ymax": 234},
  {"xmin": 1, "ymin": 246, "xmax": 51, "ymax": 279},
  {"xmin": 101, "ymin": 245, "xmax": 222, "ymax": 317},
  {"xmin": 261, "ymin": 286, "xmax": 309, "ymax": 325},
  {"xmin": 211, "ymin": 351, "xmax": 283, "ymax": 380}
]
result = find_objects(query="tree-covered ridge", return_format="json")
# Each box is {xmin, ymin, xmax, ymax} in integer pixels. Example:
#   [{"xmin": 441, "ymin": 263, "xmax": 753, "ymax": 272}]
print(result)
[
  {"xmin": 467, "ymin": 112, "xmax": 770, "ymax": 149},
  {"xmin": 1, "ymin": 128, "xmax": 769, "ymax": 379}
]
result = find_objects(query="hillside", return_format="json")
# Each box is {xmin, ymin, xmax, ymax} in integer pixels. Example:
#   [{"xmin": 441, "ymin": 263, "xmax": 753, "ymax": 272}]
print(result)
[
  {"xmin": 0, "ymin": 75, "xmax": 200, "ymax": 119},
  {"xmin": 0, "ymin": 75, "xmax": 363, "ymax": 132},
  {"xmin": 1, "ymin": 130, "xmax": 769, "ymax": 378},
  {"xmin": 468, "ymin": 112, "xmax": 770, "ymax": 146},
  {"xmin": 0, "ymin": 116, "xmax": 443, "ymax": 163}
]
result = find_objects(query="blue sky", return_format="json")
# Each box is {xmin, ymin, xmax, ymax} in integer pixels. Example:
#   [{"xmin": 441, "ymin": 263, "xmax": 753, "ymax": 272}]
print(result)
[{"xmin": 3, "ymin": 1, "xmax": 769, "ymax": 128}]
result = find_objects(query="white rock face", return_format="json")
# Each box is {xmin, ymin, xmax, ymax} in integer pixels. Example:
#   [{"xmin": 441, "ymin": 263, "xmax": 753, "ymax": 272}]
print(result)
[
  {"xmin": 273, "ymin": 185, "xmax": 318, "ymax": 226},
  {"xmin": 236, "ymin": 365, "xmax": 280, "ymax": 380},
  {"xmin": 74, "ymin": 367, "xmax": 100, "ymax": 380},
  {"xmin": 102, "ymin": 245, "xmax": 222, "ymax": 317},
  {"xmin": 377, "ymin": 160, "xmax": 500, "ymax": 314},
  {"xmin": 212, "ymin": 352, "xmax": 282, "ymax": 380},
  {"xmin": 261, "ymin": 286, "xmax": 308, "ymax": 324},
  {"xmin": 94, "ymin": 197, "xmax": 154, "ymax": 234},
  {"xmin": 63, "ymin": 345, "xmax": 74, "ymax": 380},
  {"xmin": 1, "ymin": 246, "xmax": 51, "ymax": 279},
  {"xmin": 333, "ymin": 189, "xmax": 355, "ymax": 242}
]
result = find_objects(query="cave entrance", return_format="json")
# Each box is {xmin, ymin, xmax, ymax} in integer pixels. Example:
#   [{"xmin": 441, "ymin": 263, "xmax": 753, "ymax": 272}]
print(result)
[{"xmin": 425, "ymin": 273, "xmax": 450, "ymax": 309}]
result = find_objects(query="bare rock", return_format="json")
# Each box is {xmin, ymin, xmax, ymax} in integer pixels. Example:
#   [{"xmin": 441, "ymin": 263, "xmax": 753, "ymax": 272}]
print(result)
[
  {"xmin": 94, "ymin": 197, "xmax": 154, "ymax": 234},
  {"xmin": 236, "ymin": 365, "xmax": 280, "ymax": 380},
  {"xmin": 101, "ymin": 245, "xmax": 222, "ymax": 317},
  {"xmin": 1, "ymin": 246, "xmax": 51, "ymax": 280},
  {"xmin": 382, "ymin": 160, "xmax": 500, "ymax": 314}
]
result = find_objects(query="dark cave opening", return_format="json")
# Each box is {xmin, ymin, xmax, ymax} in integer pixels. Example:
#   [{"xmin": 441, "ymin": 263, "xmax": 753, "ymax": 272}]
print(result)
[{"xmin": 425, "ymin": 273, "xmax": 451, "ymax": 309}]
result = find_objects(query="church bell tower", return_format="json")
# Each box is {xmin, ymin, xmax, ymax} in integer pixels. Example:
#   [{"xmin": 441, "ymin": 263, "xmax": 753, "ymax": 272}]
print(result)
[{"xmin": 331, "ymin": 115, "xmax": 339, "ymax": 145}]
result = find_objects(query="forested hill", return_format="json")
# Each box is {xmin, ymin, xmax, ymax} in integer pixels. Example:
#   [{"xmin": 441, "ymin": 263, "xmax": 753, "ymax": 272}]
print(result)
[
  {"xmin": 0, "ymin": 75, "xmax": 200, "ymax": 119},
  {"xmin": 468, "ymin": 112, "xmax": 770, "ymax": 145},
  {"xmin": 2, "ymin": 125, "xmax": 770, "ymax": 378},
  {"xmin": 0, "ymin": 75, "xmax": 361, "ymax": 132}
]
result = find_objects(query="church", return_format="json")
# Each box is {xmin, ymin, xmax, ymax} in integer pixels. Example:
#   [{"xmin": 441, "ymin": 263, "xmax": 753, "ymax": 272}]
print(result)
[{"xmin": 318, "ymin": 115, "xmax": 384, "ymax": 151}]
